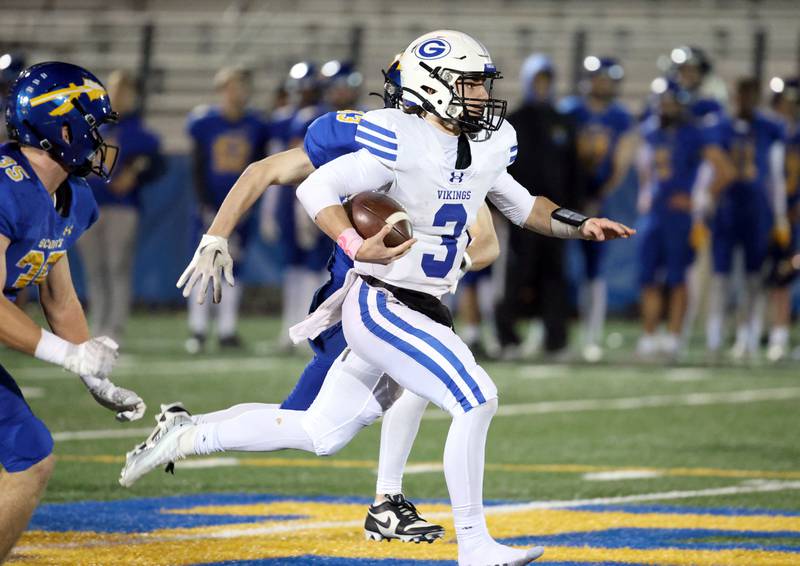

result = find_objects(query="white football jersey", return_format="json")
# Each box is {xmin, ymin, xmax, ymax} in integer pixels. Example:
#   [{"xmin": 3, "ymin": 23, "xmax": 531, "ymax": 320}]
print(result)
[{"xmin": 351, "ymin": 108, "xmax": 530, "ymax": 297}]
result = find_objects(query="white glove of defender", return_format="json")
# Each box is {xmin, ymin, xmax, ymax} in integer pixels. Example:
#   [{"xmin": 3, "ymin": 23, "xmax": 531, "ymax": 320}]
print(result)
[
  {"xmin": 177, "ymin": 234, "xmax": 234, "ymax": 304},
  {"xmin": 63, "ymin": 335, "xmax": 120, "ymax": 378},
  {"xmin": 80, "ymin": 372, "xmax": 146, "ymax": 422}
]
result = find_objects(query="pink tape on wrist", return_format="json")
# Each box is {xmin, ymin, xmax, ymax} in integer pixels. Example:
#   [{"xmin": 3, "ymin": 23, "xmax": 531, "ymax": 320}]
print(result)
[{"xmin": 337, "ymin": 228, "xmax": 364, "ymax": 261}]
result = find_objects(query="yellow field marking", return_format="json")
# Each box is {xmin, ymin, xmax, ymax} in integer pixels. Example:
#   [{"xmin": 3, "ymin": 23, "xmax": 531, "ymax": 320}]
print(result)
[{"xmin": 57, "ymin": 453, "xmax": 800, "ymax": 480}]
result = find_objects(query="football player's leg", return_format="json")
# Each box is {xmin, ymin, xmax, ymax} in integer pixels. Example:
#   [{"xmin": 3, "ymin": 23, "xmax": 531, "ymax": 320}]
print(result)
[
  {"xmin": 105, "ymin": 206, "xmax": 138, "ymax": 342},
  {"xmin": 741, "ymin": 212, "xmax": 771, "ymax": 355},
  {"xmin": 77, "ymin": 213, "xmax": 110, "ymax": 335},
  {"xmin": 663, "ymin": 214, "xmax": 694, "ymax": 356},
  {"xmin": 708, "ymin": 206, "xmax": 735, "ymax": 353},
  {"xmin": 375, "ymin": 389, "xmax": 429, "ymax": 498},
  {"xmin": 343, "ymin": 281, "xmax": 542, "ymax": 561},
  {"xmin": 187, "ymin": 285, "xmax": 211, "ymax": 353},
  {"xmin": 0, "ymin": 367, "xmax": 55, "ymax": 561},
  {"xmin": 637, "ymin": 216, "xmax": 663, "ymax": 356},
  {"xmin": 281, "ymin": 323, "xmax": 347, "ymax": 410},
  {"xmin": 580, "ymin": 240, "xmax": 607, "ymax": 360}
]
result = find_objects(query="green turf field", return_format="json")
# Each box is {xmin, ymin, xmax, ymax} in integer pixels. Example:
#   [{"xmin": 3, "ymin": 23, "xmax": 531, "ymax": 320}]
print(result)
[
  {"xmin": 5, "ymin": 312, "xmax": 800, "ymax": 565},
  {"xmin": 6, "ymin": 312, "xmax": 798, "ymax": 507}
]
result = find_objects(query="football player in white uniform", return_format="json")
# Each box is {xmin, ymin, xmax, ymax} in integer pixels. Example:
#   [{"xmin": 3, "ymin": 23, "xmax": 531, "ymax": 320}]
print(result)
[{"xmin": 120, "ymin": 31, "xmax": 633, "ymax": 565}]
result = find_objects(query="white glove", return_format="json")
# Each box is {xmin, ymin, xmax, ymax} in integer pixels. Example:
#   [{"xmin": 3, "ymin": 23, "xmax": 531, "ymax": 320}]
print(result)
[
  {"xmin": 62, "ymin": 336, "xmax": 119, "ymax": 378},
  {"xmin": 177, "ymin": 234, "xmax": 234, "ymax": 304},
  {"xmin": 80, "ymin": 373, "xmax": 146, "ymax": 422}
]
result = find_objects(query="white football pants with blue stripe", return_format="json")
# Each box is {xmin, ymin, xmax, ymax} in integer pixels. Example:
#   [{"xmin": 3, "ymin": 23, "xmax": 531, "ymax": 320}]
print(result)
[{"xmin": 342, "ymin": 280, "xmax": 510, "ymax": 560}]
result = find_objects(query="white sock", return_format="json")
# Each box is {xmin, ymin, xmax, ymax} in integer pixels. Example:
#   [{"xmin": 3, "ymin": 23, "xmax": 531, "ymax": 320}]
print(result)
[
  {"xmin": 188, "ymin": 286, "xmax": 212, "ymax": 335},
  {"xmin": 444, "ymin": 399, "xmax": 496, "ymax": 553},
  {"xmin": 281, "ymin": 267, "xmax": 304, "ymax": 339},
  {"xmin": 461, "ymin": 324, "xmax": 480, "ymax": 346},
  {"xmin": 192, "ymin": 408, "xmax": 314, "ymax": 455},
  {"xmin": 583, "ymin": 279, "xmax": 607, "ymax": 347},
  {"xmin": 193, "ymin": 403, "xmax": 279, "ymax": 425},
  {"xmin": 217, "ymin": 283, "xmax": 242, "ymax": 339},
  {"xmin": 375, "ymin": 391, "xmax": 429, "ymax": 495},
  {"xmin": 706, "ymin": 275, "xmax": 729, "ymax": 352},
  {"xmin": 745, "ymin": 275, "xmax": 765, "ymax": 354},
  {"xmin": 770, "ymin": 326, "xmax": 789, "ymax": 348}
]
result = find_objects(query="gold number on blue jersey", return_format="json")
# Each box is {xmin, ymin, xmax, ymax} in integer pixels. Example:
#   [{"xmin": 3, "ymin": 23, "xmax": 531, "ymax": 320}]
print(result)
[
  {"xmin": 654, "ymin": 147, "xmax": 672, "ymax": 180},
  {"xmin": 12, "ymin": 250, "xmax": 66, "ymax": 289},
  {"xmin": 335, "ymin": 110, "xmax": 364, "ymax": 124},
  {"xmin": 0, "ymin": 155, "xmax": 30, "ymax": 183},
  {"xmin": 211, "ymin": 134, "xmax": 252, "ymax": 174}
]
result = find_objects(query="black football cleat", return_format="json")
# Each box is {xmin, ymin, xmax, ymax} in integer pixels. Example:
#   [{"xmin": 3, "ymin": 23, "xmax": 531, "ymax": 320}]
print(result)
[{"xmin": 364, "ymin": 494, "xmax": 445, "ymax": 543}]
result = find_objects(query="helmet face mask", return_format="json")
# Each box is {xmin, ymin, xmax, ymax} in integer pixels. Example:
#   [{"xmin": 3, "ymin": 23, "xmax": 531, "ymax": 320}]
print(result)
[
  {"xmin": 399, "ymin": 30, "xmax": 507, "ymax": 140},
  {"xmin": 4, "ymin": 61, "xmax": 119, "ymax": 180}
]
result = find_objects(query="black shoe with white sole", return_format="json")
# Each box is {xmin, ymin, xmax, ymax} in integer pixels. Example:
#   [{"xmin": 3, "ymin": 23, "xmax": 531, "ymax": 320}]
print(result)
[{"xmin": 364, "ymin": 494, "xmax": 445, "ymax": 543}]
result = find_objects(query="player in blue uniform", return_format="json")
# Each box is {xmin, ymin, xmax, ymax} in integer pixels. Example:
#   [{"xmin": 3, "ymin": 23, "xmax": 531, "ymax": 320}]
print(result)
[
  {"xmin": 705, "ymin": 78, "xmax": 788, "ymax": 360},
  {"xmin": 559, "ymin": 56, "xmax": 636, "ymax": 361},
  {"xmin": 165, "ymin": 61, "xmax": 498, "ymax": 543},
  {"xmin": 80, "ymin": 70, "xmax": 164, "ymax": 343},
  {"xmin": 766, "ymin": 78, "xmax": 800, "ymax": 360},
  {"xmin": 185, "ymin": 66, "xmax": 269, "ymax": 352},
  {"xmin": 0, "ymin": 62, "xmax": 145, "ymax": 561},
  {"xmin": 636, "ymin": 80, "xmax": 733, "ymax": 359}
]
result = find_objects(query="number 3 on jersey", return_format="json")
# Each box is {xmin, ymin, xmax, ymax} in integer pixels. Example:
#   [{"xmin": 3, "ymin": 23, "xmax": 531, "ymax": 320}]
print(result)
[{"xmin": 422, "ymin": 204, "xmax": 467, "ymax": 278}]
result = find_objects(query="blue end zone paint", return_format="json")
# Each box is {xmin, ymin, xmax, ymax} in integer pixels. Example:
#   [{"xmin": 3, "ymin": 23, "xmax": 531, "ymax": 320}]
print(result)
[{"xmin": 501, "ymin": 528, "xmax": 800, "ymax": 553}]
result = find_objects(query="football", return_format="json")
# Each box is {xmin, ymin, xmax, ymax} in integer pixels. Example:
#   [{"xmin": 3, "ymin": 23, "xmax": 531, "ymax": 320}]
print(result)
[{"xmin": 345, "ymin": 191, "xmax": 413, "ymax": 247}]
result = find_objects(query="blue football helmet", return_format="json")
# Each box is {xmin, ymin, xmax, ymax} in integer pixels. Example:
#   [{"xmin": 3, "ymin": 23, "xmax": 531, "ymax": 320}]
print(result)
[
  {"xmin": 5, "ymin": 61, "xmax": 118, "ymax": 179},
  {"xmin": 382, "ymin": 56, "xmax": 403, "ymax": 108}
]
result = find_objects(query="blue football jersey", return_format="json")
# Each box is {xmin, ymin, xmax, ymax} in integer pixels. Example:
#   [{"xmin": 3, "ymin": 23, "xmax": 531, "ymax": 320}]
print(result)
[
  {"xmin": 559, "ymin": 96, "xmax": 633, "ymax": 194},
  {"xmin": 301, "ymin": 109, "xmax": 369, "ymax": 302},
  {"xmin": 89, "ymin": 113, "xmax": 161, "ymax": 207},
  {"xmin": 289, "ymin": 103, "xmax": 332, "ymax": 144},
  {"xmin": 267, "ymin": 105, "xmax": 297, "ymax": 154},
  {"xmin": 0, "ymin": 143, "xmax": 98, "ymax": 301},
  {"xmin": 187, "ymin": 105, "xmax": 269, "ymax": 209},
  {"xmin": 640, "ymin": 116, "xmax": 713, "ymax": 211},
  {"xmin": 713, "ymin": 112, "xmax": 786, "ymax": 198}
]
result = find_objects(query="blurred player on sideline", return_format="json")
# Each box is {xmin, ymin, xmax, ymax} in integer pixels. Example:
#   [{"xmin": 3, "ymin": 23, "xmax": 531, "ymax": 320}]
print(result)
[
  {"xmin": 705, "ymin": 78, "xmax": 787, "ymax": 361},
  {"xmin": 185, "ymin": 66, "xmax": 268, "ymax": 353},
  {"xmin": 559, "ymin": 56, "xmax": 636, "ymax": 361},
  {"xmin": 637, "ymin": 79, "xmax": 733, "ymax": 359},
  {"xmin": 765, "ymin": 77, "xmax": 800, "ymax": 361},
  {"xmin": 79, "ymin": 70, "xmax": 164, "ymax": 344},
  {"xmin": 0, "ymin": 62, "xmax": 144, "ymax": 561}
]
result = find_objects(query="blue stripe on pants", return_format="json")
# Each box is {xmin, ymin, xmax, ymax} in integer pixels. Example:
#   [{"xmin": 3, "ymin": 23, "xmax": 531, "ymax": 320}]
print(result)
[
  {"xmin": 374, "ymin": 292, "xmax": 486, "ymax": 405},
  {"xmin": 358, "ymin": 283, "xmax": 472, "ymax": 412}
]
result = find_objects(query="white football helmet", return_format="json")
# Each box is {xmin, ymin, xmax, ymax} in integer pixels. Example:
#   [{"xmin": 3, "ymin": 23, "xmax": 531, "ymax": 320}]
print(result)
[{"xmin": 398, "ymin": 30, "xmax": 506, "ymax": 136}]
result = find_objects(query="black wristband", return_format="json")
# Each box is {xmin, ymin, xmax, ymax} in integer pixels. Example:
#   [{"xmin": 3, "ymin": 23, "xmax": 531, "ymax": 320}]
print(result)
[{"xmin": 551, "ymin": 207, "xmax": 588, "ymax": 227}]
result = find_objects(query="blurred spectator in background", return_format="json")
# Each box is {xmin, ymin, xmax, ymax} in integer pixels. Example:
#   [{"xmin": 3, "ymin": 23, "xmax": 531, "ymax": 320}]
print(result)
[
  {"xmin": 637, "ymin": 80, "xmax": 732, "ymax": 360},
  {"xmin": 79, "ymin": 70, "xmax": 164, "ymax": 344},
  {"xmin": 705, "ymin": 78, "xmax": 787, "ymax": 361},
  {"xmin": 559, "ymin": 56, "xmax": 636, "ymax": 362},
  {"xmin": 185, "ymin": 66, "xmax": 268, "ymax": 353},
  {"xmin": 495, "ymin": 54, "xmax": 580, "ymax": 359},
  {"xmin": 765, "ymin": 77, "xmax": 800, "ymax": 361}
]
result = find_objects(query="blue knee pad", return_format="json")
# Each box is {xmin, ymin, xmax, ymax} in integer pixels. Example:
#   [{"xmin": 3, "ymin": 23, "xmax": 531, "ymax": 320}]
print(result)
[{"xmin": 0, "ymin": 366, "xmax": 53, "ymax": 473}]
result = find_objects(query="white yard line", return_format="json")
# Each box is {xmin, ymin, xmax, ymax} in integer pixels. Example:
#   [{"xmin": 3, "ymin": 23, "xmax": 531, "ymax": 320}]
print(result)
[
  {"xmin": 19, "ymin": 386, "xmax": 44, "ymax": 398},
  {"xmin": 424, "ymin": 386, "xmax": 800, "ymax": 420},
  {"xmin": 51, "ymin": 386, "xmax": 800, "ymax": 443}
]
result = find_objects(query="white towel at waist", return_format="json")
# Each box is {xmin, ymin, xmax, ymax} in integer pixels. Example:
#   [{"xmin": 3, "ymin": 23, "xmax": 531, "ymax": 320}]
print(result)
[{"xmin": 289, "ymin": 269, "xmax": 360, "ymax": 344}]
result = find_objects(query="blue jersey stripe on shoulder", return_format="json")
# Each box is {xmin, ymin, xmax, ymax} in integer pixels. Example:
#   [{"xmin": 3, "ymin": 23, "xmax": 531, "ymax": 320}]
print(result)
[
  {"xmin": 358, "ymin": 119, "xmax": 396, "ymax": 140},
  {"xmin": 358, "ymin": 143, "xmax": 397, "ymax": 162},
  {"xmin": 511, "ymin": 145, "xmax": 518, "ymax": 152},
  {"xmin": 354, "ymin": 129, "xmax": 398, "ymax": 151}
]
